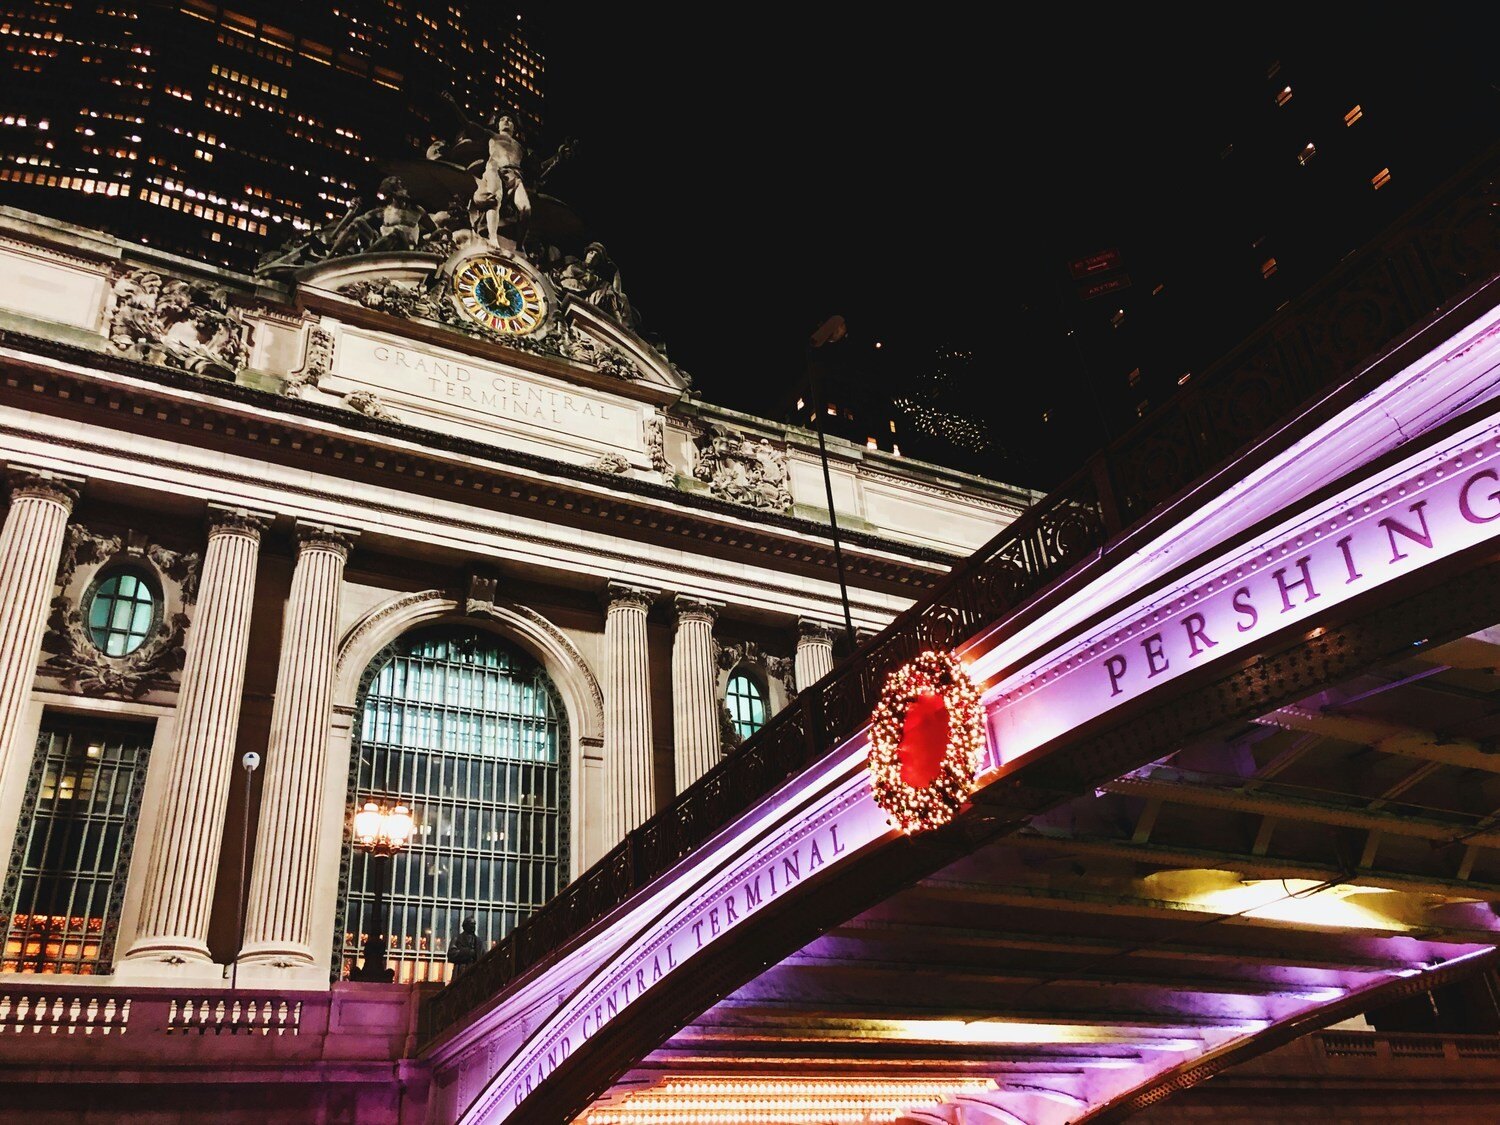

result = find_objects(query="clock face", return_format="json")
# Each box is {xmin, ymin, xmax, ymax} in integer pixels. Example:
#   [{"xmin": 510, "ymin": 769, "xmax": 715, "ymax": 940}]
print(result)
[{"xmin": 452, "ymin": 257, "xmax": 545, "ymax": 334}]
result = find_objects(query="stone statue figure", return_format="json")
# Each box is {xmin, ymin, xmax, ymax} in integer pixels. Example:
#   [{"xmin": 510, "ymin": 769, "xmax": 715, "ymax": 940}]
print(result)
[
  {"xmin": 447, "ymin": 917, "xmax": 481, "ymax": 973},
  {"xmin": 255, "ymin": 200, "xmax": 364, "ymax": 273},
  {"xmin": 433, "ymin": 90, "xmax": 531, "ymax": 249},
  {"xmin": 551, "ymin": 242, "xmax": 637, "ymax": 330},
  {"xmin": 108, "ymin": 269, "xmax": 249, "ymax": 376},
  {"xmin": 330, "ymin": 177, "xmax": 436, "ymax": 256}
]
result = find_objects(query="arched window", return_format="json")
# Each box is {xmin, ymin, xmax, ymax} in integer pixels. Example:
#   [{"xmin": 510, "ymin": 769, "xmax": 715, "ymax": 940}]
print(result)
[
  {"xmin": 725, "ymin": 670, "xmax": 767, "ymax": 742},
  {"xmin": 86, "ymin": 567, "xmax": 158, "ymax": 656},
  {"xmin": 337, "ymin": 626, "xmax": 569, "ymax": 983}
]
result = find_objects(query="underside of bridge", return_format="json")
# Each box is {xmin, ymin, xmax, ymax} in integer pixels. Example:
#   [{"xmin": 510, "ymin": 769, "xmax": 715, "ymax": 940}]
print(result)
[{"xmin": 588, "ymin": 627, "xmax": 1500, "ymax": 1124}]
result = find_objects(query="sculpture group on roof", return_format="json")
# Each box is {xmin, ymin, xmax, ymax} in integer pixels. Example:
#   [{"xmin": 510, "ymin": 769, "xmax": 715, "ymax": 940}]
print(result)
[{"xmin": 255, "ymin": 89, "xmax": 646, "ymax": 342}]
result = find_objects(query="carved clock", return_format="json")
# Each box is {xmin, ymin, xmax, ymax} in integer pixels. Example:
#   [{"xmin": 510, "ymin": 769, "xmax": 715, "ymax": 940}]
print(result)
[{"xmin": 450, "ymin": 255, "xmax": 546, "ymax": 335}]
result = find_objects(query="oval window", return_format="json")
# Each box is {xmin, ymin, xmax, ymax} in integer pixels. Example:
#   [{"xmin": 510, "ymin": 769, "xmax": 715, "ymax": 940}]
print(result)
[
  {"xmin": 725, "ymin": 671, "xmax": 768, "ymax": 741},
  {"xmin": 87, "ymin": 568, "xmax": 158, "ymax": 656}
]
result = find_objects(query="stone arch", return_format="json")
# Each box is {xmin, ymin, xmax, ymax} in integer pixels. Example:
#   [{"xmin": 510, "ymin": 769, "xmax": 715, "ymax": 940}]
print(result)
[{"xmin": 334, "ymin": 589, "xmax": 604, "ymax": 748}]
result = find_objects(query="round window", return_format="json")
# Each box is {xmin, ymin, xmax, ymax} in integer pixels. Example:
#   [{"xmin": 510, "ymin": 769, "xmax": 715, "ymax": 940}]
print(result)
[{"xmin": 87, "ymin": 568, "xmax": 159, "ymax": 657}]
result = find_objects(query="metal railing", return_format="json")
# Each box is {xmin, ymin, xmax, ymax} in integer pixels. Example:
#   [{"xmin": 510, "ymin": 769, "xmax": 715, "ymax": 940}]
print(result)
[{"xmin": 419, "ymin": 145, "xmax": 1500, "ymax": 1044}]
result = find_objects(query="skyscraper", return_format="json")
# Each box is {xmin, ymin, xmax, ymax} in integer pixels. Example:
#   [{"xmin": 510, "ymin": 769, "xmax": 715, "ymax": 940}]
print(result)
[{"xmin": 0, "ymin": 1, "xmax": 543, "ymax": 269}]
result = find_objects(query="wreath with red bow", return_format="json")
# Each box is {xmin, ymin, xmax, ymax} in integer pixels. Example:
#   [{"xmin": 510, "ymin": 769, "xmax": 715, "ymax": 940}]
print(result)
[{"xmin": 868, "ymin": 650, "xmax": 986, "ymax": 833}]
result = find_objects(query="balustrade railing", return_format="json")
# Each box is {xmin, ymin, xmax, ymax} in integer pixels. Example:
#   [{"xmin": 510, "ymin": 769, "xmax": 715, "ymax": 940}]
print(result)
[{"xmin": 420, "ymin": 146, "xmax": 1500, "ymax": 1044}]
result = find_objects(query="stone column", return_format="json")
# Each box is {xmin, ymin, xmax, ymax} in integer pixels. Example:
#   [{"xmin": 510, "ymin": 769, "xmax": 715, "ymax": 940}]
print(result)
[
  {"xmin": 795, "ymin": 618, "xmax": 836, "ymax": 691},
  {"xmin": 238, "ymin": 523, "xmax": 356, "ymax": 976},
  {"xmin": 121, "ymin": 507, "xmax": 268, "ymax": 974},
  {"xmin": 603, "ymin": 582, "xmax": 656, "ymax": 841},
  {"xmin": 671, "ymin": 596, "xmax": 720, "ymax": 794},
  {"xmin": 0, "ymin": 468, "xmax": 80, "ymax": 793}
]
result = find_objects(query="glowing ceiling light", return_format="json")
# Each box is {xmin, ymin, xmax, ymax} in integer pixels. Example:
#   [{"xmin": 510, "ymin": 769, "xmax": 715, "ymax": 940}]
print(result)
[{"xmin": 588, "ymin": 1077, "xmax": 999, "ymax": 1124}]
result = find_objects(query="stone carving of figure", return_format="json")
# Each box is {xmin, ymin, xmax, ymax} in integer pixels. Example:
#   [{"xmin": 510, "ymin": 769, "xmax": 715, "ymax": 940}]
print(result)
[
  {"xmin": 447, "ymin": 917, "xmax": 481, "ymax": 974},
  {"xmin": 552, "ymin": 242, "xmax": 637, "ymax": 330},
  {"xmin": 330, "ymin": 177, "xmax": 435, "ymax": 257},
  {"xmin": 255, "ymin": 200, "xmax": 364, "ymax": 273},
  {"xmin": 692, "ymin": 425, "xmax": 792, "ymax": 512},
  {"xmin": 109, "ymin": 269, "xmax": 249, "ymax": 376},
  {"xmin": 434, "ymin": 90, "xmax": 531, "ymax": 249}
]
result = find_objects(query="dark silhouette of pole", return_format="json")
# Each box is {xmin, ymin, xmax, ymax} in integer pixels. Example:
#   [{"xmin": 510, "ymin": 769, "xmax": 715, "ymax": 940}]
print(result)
[
  {"xmin": 229, "ymin": 750, "xmax": 259, "ymax": 992},
  {"xmin": 808, "ymin": 315, "xmax": 858, "ymax": 651},
  {"xmin": 353, "ymin": 851, "xmax": 394, "ymax": 983}
]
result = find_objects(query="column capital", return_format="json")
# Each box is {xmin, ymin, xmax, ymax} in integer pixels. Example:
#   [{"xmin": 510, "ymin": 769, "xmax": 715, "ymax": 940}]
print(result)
[
  {"xmin": 603, "ymin": 581, "xmax": 657, "ymax": 614},
  {"xmin": 797, "ymin": 618, "xmax": 835, "ymax": 646},
  {"xmin": 207, "ymin": 505, "xmax": 273, "ymax": 541},
  {"xmin": 672, "ymin": 594, "xmax": 720, "ymax": 627},
  {"xmin": 293, "ymin": 521, "xmax": 359, "ymax": 558},
  {"xmin": 6, "ymin": 465, "xmax": 83, "ymax": 510}
]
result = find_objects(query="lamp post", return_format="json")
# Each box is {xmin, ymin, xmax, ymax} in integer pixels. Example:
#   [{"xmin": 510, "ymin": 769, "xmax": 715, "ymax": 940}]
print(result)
[{"xmin": 349, "ymin": 800, "xmax": 414, "ymax": 983}]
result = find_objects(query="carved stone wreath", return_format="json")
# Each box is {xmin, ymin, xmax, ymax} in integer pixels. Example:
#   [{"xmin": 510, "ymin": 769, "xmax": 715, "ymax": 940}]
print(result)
[{"xmin": 41, "ymin": 525, "xmax": 200, "ymax": 699}]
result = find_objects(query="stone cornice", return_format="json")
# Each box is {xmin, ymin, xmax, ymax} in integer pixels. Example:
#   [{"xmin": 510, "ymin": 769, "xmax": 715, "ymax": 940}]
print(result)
[{"xmin": 0, "ymin": 327, "xmax": 958, "ymax": 591}]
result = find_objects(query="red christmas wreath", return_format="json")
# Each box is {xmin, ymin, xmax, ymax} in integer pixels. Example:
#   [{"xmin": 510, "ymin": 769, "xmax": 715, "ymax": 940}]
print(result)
[{"xmin": 868, "ymin": 650, "xmax": 986, "ymax": 833}]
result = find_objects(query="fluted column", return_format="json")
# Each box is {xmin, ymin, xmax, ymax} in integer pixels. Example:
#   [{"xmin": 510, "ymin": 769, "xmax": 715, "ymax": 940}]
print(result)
[
  {"xmin": 0, "ymin": 468, "xmax": 80, "ymax": 793},
  {"xmin": 238, "ymin": 523, "xmax": 356, "ymax": 975},
  {"xmin": 672, "ymin": 596, "xmax": 721, "ymax": 794},
  {"xmin": 122, "ymin": 507, "xmax": 269, "ymax": 972},
  {"xmin": 603, "ymin": 582, "xmax": 657, "ymax": 841},
  {"xmin": 795, "ymin": 618, "xmax": 836, "ymax": 691}
]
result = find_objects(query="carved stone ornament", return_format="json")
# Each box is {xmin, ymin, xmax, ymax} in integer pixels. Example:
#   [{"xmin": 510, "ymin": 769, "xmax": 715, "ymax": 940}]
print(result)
[
  {"xmin": 798, "ymin": 618, "xmax": 835, "ymax": 647},
  {"xmin": 9, "ymin": 470, "xmax": 80, "ymax": 511},
  {"xmin": 692, "ymin": 425, "xmax": 793, "ymax": 512},
  {"xmin": 108, "ymin": 268, "xmax": 251, "ymax": 377},
  {"xmin": 589, "ymin": 453, "xmax": 630, "ymax": 475},
  {"xmin": 282, "ymin": 325, "xmax": 336, "ymax": 398},
  {"xmin": 42, "ymin": 523, "xmax": 201, "ymax": 699},
  {"xmin": 295, "ymin": 523, "xmax": 358, "ymax": 558},
  {"xmin": 345, "ymin": 390, "xmax": 398, "ymax": 421},
  {"xmin": 603, "ymin": 582, "xmax": 655, "ymax": 613},
  {"xmin": 208, "ymin": 508, "xmax": 271, "ymax": 539},
  {"xmin": 644, "ymin": 417, "xmax": 673, "ymax": 485},
  {"xmin": 719, "ymin": 639, "xmax": 796, "ymax": 697},
  {"xmin": 672, "ymin": 595, "xmax": 719, "ymax": 626},
  {"xmin": 256, "ymin": 175, "xmax": 463, "ymax": 274}
]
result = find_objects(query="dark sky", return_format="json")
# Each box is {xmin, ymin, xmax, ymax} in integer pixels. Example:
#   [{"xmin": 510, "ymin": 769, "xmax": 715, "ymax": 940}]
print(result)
[{"xmin": 526, "ymin": 10, "xmax": 1492, "ymax": 479}]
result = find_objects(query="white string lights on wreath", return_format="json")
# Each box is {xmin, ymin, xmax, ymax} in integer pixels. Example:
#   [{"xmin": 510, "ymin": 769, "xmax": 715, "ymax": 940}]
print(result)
[{"xmin": 867, "ymin": 649, "xmax": 986, "ymax": 833}]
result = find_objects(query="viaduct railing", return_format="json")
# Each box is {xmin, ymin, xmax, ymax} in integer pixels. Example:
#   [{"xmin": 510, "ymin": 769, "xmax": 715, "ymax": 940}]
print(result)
[{"xmin": 420, "ymin": 145, "xmax": 1500, "ymax": 1044}]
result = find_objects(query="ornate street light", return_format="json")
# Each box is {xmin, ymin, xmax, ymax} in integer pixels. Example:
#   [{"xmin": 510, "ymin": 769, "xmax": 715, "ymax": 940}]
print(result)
[{"xmin": 349, "ymin": 800, "xmax": 415, "ymax": 983}]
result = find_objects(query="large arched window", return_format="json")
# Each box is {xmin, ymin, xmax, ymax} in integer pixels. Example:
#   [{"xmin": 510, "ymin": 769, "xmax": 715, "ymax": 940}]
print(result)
[
  {"xmin": 337, "ymin": 626, "xmax": 569, "ymax": 983},
  {"xmin": 725, "ymin": 670, "xmax": 768, "ymax": 742}
]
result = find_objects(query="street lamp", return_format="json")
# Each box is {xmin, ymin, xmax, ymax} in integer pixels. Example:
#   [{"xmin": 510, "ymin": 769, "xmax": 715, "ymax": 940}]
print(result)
[{"xmin": 349, "ymin": 800, "xmax": 415, "ymax": 983}]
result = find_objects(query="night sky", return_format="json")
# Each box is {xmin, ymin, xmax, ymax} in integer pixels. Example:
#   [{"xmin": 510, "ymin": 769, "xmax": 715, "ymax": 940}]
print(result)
[{"xmin": 527, "ymin": 10, "xmax": 1493, "ymax": 485}]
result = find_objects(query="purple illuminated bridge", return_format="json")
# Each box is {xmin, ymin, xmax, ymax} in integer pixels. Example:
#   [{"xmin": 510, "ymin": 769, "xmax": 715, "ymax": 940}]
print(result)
[{"xmin": 420, "ymin": 183, "xmax": 1500, "ymax": 1123}]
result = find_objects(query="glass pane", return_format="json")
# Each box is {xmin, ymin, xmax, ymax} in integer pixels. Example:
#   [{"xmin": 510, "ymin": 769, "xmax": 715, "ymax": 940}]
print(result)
[
  {"xmin": 339, "ymin": 627, "xmax": 569, "ymax": 984},
  {"xmin": 0, "ymin": 719, "xmax": 154, "ymax": 974},
  {"xmin": 86, "ymin": 569, "xmax": 157, "ymax": 657}
]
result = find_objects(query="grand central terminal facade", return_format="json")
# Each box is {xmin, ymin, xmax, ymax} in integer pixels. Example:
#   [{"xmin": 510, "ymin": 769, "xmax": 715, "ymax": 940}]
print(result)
[{"xmin": 0, "ymin": 201, "xmax": 1032, "ymax": 993}]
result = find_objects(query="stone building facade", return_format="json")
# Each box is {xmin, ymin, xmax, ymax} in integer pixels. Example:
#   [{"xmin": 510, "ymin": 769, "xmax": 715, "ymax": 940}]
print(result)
[{"xmin": 0, "ymin": 205, "xmax": 1034, "ymax": 991}]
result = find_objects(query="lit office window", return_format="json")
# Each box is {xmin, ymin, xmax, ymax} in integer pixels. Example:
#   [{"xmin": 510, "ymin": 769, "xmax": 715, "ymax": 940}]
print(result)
[{"xmin": 1372, "ymin": 167, "xmax": 1392, "ymax": 191}]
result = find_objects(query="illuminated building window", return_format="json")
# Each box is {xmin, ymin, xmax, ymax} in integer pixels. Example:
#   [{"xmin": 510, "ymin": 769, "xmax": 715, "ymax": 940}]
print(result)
[
  {"xmin": 1136, "ymin": 399, "xmax": 1150, "ymax": 417},
  {"xmin": 1262, "ymin": 257, "xmax": 1279, "ymax": 279},
  {"xmin": 865, "ymin": 437, "xmax": 877, "ymax": 450},
  {"xmin": 1345, "ymin": 104, "xmax": 1364, "ymax": 126},
  {"xmin": 1297, "ymin": 141, "xmax": 1316, "ymax": 166},
  {"xmin": 340, "ymin": 627, "xmax": 568, "ymax": 985},
  {"xmin": 725, "ymin": 671, "xmax": 767, "ymax": 742},
  {"xmin": 1110, "ymin": 308, "xmax": 1126, "ymax": 329},
  {"xmin": 86, "ymin": 568, "xmax": 158, "ymax": 656},
  {"xmin": 1372, "ymin": 166, "xmax": 1392, "ymax": 190},
  {"xmin": 1127, "ymin": 367, "xmax": 1141, "ymax": 388},
  {"xmin": 1275, "ymin": 85, "xmax": 1293, "ymax": 107},
  {"xmin": 1178, "ymin": 371, "xmax": 1193, "ymax": 386},
  {"xmin": 0, "ymin": 718, "xmax": 154, "ymax": 974}
]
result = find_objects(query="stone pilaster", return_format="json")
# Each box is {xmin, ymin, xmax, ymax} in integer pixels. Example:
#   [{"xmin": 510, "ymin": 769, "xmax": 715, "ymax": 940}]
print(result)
[
  {"xmin": 671, "ymin": 596, "xmax": 720, "ymax": 793},
  {"xmin": 120, "ymin": 507, "xmax": 269, "ymax": 975},
  {"xmin": 795, "ymin": 618, "xmax": 836, "ymax": 692},
  {"xmin": 603, "ymin": 582, "xmax": 657, "ymax": 841},
  {"xmin": 238, "ymin": 523, "xmax": 356, "ymax": 977},
  {"xmin": 0, "ymin": 468, "xmax": 80, "ymax": 794}
]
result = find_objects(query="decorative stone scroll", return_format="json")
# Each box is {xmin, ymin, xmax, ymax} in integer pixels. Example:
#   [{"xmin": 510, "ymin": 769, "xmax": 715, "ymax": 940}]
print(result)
[
  {"xmin": 282, "ymin": 325, "xmax": 335, "ymax": 398},
  {"xmin": 692, "ymin": 425, "xmax": 793, "ymax": 512},
  {"xmin": 107, "ymin": 268, "xmax": 250, "ymax": 377},
  {"xmin": 41, "ymin": 525, "xmax": 200, "ymax": 699}
]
